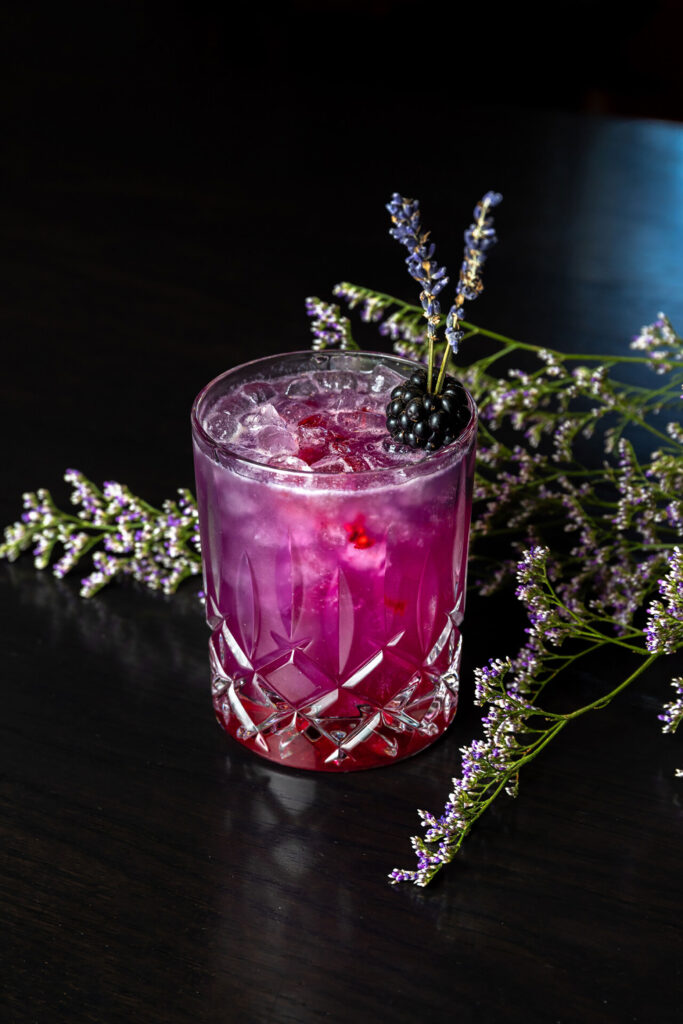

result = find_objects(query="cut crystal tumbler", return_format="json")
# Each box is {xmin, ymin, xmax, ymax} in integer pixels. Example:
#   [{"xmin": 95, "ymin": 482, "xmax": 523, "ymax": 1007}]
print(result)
[{"xmin": 191, "ymin": 351, "xmax": 476, "ymax": 771}]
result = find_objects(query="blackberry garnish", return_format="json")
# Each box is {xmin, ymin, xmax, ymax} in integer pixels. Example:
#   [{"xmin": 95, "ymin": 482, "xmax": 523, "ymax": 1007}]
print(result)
[{"xmin": 385, "ymin": 368, "xmax": 470, "ymax": 451}]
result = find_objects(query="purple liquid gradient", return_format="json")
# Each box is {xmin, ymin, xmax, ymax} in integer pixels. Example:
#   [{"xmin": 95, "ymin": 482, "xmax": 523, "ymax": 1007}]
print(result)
[{"xmin": 192, "ymin": 351, "xmax": 476, "ymax": 771}]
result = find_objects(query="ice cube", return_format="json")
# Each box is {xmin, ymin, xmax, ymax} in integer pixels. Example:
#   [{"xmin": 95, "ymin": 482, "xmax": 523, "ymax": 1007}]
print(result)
[
  {"xmin": 276, "ymin": 399, "xmax": 319, "ymax": 427},
  {"xmin": 368, "ymin": 366, "xmax": 407, "ymax": 394},
  {"xmin": 203, "ymin": 392, "xmax": 255, "ymax": 437},
  {"xmin": 312, "ymin": 370, "xmax": 367, "ymax": 393},
  {"xmin": 294, "ymin": 414, "xmax": 332, "ymax": 464},
  {"xmin": 236, "ymin": 403, "xmax": 299, "ymax": 458},
  {"xmin": 242, "ymin": 403, "xmax": 286, "ymax": 430},
  {"xmin": 342, "ymin": 453, "xmax": 371, "ymax": 472},
  {"xmin": 335, "ymin": 410, "xmax": 387, "ymax": 435},
  {"xmin": 241, "ymin": 380, "xmax": 277, "ymax": 403},
  {"xmin": 361, "ymin": 438, "xmax": 406, "ymax": 469},
  {"xmin": 227, "ymin": 392, "xmax": 265, "ymax": 418},
  {"xmin": 309, "ymin": 455, "xmax": 354, "ymax": 474},
  {"xmin": 285, "ymin": 377, "xmax": 320, "ymax": 398},
  {"xmin": 267, "ymin": 454, "xmax": 312, "ymax": 472},
  {"xmin": 297, "ymin": 413, "xmax": 332, "ymax": 441},
  {"xmin": 203, "ymin": 409, "xmax": 241, "ymax": 443},
  {"xmin": 218, "ymin": 440, "xmax": 257, "ymax": 462},
  {"xmin": 310, "ymin": 452, "xmax": 371, "ymax": 473},
  {"xmin": 319, "ymin": 389, "xmax": 371, "ymax": 413},
  {"xmin": 253, "ymin": 424, "xmax": 298, "ymax": 456}
]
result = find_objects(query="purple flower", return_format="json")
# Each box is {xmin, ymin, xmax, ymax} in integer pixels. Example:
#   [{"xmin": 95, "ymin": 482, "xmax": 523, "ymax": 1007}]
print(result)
[
  {"xmin": 387, "ymin": 191, "xmax": 502, "ymax": 364},
  {"xmin": 305, "ymin": 297, "xmax": 355, "ymax": 351}
]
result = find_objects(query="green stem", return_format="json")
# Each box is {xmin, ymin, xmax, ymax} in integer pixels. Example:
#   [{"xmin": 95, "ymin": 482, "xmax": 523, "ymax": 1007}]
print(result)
[
  {"xmin": 528, "ymin": 640, "xmax": 607, "ymax": 694},
  {"xmin": 434, "ymin": 344, "xmax": 450, "ymax": 394},
  {"xmin": 339, "ymin": 287, "xmax": 683, "ymax": 372},
  {"xmin": 631, "ymin": 417, "xmax": 678, "ymax": 446},
  {"xmin": 562, "ymin": 652, "xmax": 660, "ymax": 718},
  {"xmin": 76, "ymin": 534, "xmax": 108, "ymax": 559},
  {"xmin": 459, "ymin": 319, "xmax": 683, "ymax": 367},
  {"xmin": 427, "ymin": 332, "xmax": 434, "ymax": 392},
  {"xmin": 74, "ymin": 519, "xmax": 118, "ymax": 533},
  {"xmin": 435, "ymin": 652, "xmax": 661, "ymax": 876},
  {"xmin": 342, "ymin": 318, "xmax": 360, "ymax": 350},
  {"xmin": 469, "ymin": 343, "xmax": 518, "ymax": 372}
]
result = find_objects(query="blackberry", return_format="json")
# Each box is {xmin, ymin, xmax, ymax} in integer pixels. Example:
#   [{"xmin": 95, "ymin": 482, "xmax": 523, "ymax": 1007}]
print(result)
[{"xmin": 385, "ymin": 367, "xmax": 470, "ymax": 451}]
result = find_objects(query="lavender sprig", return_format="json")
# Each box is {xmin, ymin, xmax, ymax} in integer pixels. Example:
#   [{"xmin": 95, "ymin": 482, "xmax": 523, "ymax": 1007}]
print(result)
[
  {"xmin": 386, "ymin": 192, "xmax": 502, "ymax": 391},
  {"xmin": 1, "ymin": 470, "xmax": 202, "ymax": 597},
  {"xmin": 444, "ymin": 190, "xmax": 502, "ymax": 359},
  {"xmin": 386, "ymin": 193, "xmax": 450, "ymax": 391}
]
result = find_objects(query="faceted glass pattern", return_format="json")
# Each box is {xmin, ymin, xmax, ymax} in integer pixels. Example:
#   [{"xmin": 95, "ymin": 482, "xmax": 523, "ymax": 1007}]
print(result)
[{"xmin": 192, "ymin": 351, "xmax": 476, "ymax": 771}]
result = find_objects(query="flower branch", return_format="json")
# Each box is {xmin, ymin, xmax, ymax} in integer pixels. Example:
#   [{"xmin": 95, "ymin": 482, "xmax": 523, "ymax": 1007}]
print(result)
[
  {"xmin": 1, "ymin": 469, "xmax": 202, "ymax": 597},
  {"xmin": 329, "ymin": 267, "xmax": 682, "ymax": 887}
]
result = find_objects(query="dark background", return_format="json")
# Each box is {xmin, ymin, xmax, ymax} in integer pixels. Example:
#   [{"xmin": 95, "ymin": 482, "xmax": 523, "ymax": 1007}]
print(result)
[
  {"xmin": 6, "ymin": 0, "xmax": 683, "ymax": 495},
  {"xmin": 3, "ymin": 5, "xmax": 683, "ymax": 1024},
  {"xmin": 5, "ymin": 1, "xmax": 683, "ymax": 171}
]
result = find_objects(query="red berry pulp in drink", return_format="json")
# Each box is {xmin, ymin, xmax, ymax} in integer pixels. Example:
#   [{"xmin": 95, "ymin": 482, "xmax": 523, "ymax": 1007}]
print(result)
[{"xmin": 192, "ymin": 353, "xmax": 476, "ymax": 770}]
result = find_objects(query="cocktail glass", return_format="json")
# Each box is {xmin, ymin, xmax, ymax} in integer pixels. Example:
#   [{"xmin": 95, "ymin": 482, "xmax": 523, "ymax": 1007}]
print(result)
[{"xmin": 191, "ymin": 350, "xmax": 476, "ymax": 771}]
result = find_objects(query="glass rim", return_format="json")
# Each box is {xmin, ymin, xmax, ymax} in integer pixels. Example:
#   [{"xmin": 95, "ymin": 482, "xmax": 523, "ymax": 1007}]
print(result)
[{"xmin": 191, "ymin": 349, "xmax": 478, "ymax": 480}]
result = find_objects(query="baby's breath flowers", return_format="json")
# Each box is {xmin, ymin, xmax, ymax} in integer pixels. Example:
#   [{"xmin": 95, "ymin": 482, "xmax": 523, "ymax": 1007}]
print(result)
[
  {"xmin": 329, "ymin": 268, "xmax": 683, "ymax": 885},
  {"xmin": 305, "ymin": 297, "xmax": 357, "ymax": 351},
  {"xmin": 389, "ymin": 546, "xmax": 667, "ymax": 887},
  {"xmin": 1, "ymin": 470, "xmax": 201, "ymax": 597},
  {"xmin": 660, "ymin": 678, "xmax": 683, "ymax": 766},
  {"xmin": 631, "ymin": 313, "xmax": 683, "ymax": 374},
  {"xmin": 645, "ymin": 547, "xmax": 683, "ymax": 655}
]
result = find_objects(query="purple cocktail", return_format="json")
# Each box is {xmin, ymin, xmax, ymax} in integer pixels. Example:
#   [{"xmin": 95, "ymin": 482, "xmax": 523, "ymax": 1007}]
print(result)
[{"xmin": 191, "ymin": 350, "xmax": 476, "ymax": 771}]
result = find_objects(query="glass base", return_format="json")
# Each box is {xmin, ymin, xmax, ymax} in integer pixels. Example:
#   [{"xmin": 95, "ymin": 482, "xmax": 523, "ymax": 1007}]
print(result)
[{"xmin": 209, "ymin": 629, "xmax": 461, "ymax": 772}]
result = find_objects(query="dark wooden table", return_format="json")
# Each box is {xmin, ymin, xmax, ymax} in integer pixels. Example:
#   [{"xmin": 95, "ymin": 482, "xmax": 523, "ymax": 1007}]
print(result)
[{"xmin": 3, "ymin": 97, "xmax": 682, "ymax": 1023}]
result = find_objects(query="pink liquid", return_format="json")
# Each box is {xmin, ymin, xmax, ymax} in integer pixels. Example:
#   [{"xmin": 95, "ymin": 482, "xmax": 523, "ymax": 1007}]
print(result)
[{"xmin": 191, "ymin": 351, "xmax": 476, "ymax": 771}]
